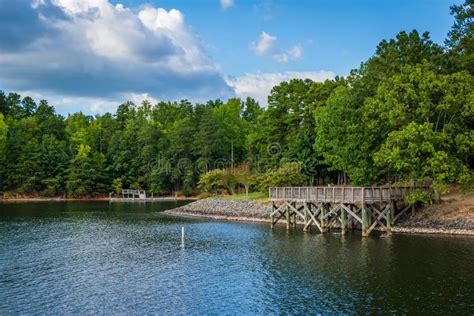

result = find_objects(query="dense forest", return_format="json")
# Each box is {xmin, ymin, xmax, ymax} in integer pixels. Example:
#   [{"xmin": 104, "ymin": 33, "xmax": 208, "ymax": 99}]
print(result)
[{"xmin": 0, "ymin": 0, "xmax": 472, "ymax": 198}]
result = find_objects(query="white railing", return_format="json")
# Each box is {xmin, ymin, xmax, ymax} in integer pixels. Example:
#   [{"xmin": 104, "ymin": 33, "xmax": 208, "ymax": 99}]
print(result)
[{"xmin": 121, "ymin": 189, "xmax": 146, "ymax": 199}]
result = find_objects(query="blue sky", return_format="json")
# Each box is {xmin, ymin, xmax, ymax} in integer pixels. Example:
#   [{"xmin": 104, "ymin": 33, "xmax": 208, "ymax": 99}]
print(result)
[
  {"xmin": 0, "ymin": 0, "xmax": 461, "ymax": 114},
  {"xmin": 129, "ymin": 0, "xmax": 457, "ymax": 75}
]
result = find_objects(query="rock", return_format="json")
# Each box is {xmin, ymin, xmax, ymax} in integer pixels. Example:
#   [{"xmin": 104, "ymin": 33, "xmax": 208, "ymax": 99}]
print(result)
[{"xmin": 168, "ymin": 199, "xmax": 271, "ymax": 219}]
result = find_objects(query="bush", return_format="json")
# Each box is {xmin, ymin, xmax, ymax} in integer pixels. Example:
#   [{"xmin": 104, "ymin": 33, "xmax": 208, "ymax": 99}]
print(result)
[
  {"xmin": 258, "ymin": 162, "xmax": 308, "ymax": 192},
  {"xmin": 405, "ymin": 189, "xmax": 433, "ymax": 206},
  {"xmin": 198, "ymin": 169, "xmax": 226, "ymax": 195}
]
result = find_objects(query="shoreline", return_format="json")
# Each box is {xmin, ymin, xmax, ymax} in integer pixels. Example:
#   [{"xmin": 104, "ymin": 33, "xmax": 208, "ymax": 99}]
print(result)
[
  {"xmin": 1, "ymin": 197, "xmax": 110, "ymax": 202},
  {"xmin": 166, "ymin": 210, "xmax": 474, "ymax": 236},
  {"xmin": 166, "ymin": 199, "xmax": 474, "ymax": 237},
  {"xmin": 1, "ymin": 196, "xmax": 196, "ymax": 203}
]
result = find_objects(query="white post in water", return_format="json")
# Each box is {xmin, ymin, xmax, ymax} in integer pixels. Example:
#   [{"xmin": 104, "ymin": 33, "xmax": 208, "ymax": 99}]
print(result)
[{"xmin": 181, "ymin": 226, "xmax": 185, "ymax": 247}]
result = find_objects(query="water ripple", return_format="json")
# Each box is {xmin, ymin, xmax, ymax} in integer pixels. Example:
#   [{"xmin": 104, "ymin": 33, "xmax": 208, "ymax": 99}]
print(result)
[{"xmin": 0, "ymin": 201, "xmax": 473, "ymax": 314}]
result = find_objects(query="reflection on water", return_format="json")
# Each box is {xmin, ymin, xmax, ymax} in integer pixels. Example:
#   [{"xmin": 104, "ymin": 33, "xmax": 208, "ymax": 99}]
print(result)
[{"xmin": 0, "ymin": 201, "xmax": 473, "ymax": 314}]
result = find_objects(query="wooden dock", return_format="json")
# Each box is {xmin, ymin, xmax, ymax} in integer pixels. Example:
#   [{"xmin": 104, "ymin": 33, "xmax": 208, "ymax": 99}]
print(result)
[
  {"xmin": 110, "ymin": 189, "xmax": 195, "ymax": 202},
  {"xmin": 269, "ymin": 186, "xmax": 432, "ymax": 236},
  {"xmin": 110, "ymin": 197, "xmax": 180, "ymax": 202}
]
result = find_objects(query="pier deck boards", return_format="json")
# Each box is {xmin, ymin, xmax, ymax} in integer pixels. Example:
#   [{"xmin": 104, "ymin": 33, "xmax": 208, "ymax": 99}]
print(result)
[{"xmin": 269, "ymin": 186, "xmax": 431, "ymax": 236}]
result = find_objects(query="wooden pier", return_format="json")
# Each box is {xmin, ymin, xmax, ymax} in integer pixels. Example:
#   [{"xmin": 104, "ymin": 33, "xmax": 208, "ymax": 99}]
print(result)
[
  {"xmin": 110, "ymin": 189, "xmax": 178, "ymax": 202},
  {"xmin": 269, "ymin": 186, "xmax": 432, "ymax": 236},
  {"xmin": 120, "ymin": 189, "xmax": 147, "ymax": 199}
]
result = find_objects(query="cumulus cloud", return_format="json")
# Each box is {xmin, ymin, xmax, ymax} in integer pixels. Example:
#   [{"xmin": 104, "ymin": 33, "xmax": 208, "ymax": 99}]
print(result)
[
  {"xmin": 0, "ymin": 0, "xmax": 233, "ymax": 110},
  {"xmin": 250, "ymin": 32, "xmax": 276, "ymax": 56},
  {"xmin": 250, "ymin": 32, "xmax": 302, "ymax": 63},
  {"xmin": 220, "ymin": 0, "xmax": 234, "ymax": 10},
  {"xmin": 226, "ymin": 71, "xmax": 336, "ymax": 106},
  {"xmin": 272, "ymin": 44, "xmax": 303, "ymax": 63}
]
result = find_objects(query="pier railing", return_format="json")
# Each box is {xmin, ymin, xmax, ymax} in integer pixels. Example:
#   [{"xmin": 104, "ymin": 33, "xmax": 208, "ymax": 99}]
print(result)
[
  {"xmin": 269, "ymin": 186, "xmax": 429, "ymax": 204},
  {"xmin": 121, "ymin": 189, "xmax": 146, "ymax": 199}
]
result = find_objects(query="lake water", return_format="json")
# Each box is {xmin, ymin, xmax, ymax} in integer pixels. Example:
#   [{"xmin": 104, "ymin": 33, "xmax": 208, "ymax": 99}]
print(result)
[{"xmin": 0, "ymin": 201, "xmax": 473, "ymax": 314}]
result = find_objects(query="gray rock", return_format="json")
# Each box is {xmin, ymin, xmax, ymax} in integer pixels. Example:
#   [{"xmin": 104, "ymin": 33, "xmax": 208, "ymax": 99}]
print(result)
[{"xmin": 168, "ymin": 199, "xmax": 271, "ymax": 219}]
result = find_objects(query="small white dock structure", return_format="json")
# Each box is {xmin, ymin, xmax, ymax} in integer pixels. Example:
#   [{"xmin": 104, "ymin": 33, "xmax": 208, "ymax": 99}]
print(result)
[
  {"xmin": 110, "ymin": 189, "xmax": 182, "ymax": 202},
  {"xmin": 121, "ymin": 189, "xmax": 147, "ymax": 199}
]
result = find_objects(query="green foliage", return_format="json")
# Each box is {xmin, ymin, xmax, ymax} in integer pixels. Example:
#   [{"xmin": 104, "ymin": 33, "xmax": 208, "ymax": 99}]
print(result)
[
  {"xmin": 66, "ymin": 144, "xmax": 108, "ymax": 197},
  {"xmin": 220, "ymin": 170, "xmax": 237, "ymax": 195},
  {"xmin": 314, "ymin": 86, "xmax": 379, "ymax": 185},
  {"xmin": 375, "ymin": 122, "xmax": 471, "ymax": 189},
  {"xmin": 234, "ymin": 164, "xmax": 258, "ymax": 196},
  {"xmin": 198, "ymin": 169, "xmax": 226, "ymax": 194},
  {"xmin": 0, "ymin": 3, "xmax": 473, "ymax": 197},
  {"xmin": 198, "ymin": 167, "xmax": 255, "ymax": 196},
  {"xmin": 112, "ymin": 178, "xmax": 123, "ymax": 195},
  {"xmin": 368, "ymin": 63, "xmax": 474, "ymax": 188},
  {"xmin": 66, "ymin": 144, "xmax": 93, "ymax": 196},
  {"xmin": 42, "ymin": 177, "xmax": 62, "ymax": 197},
  {"xmin": 0, "ymin": 113, "xmax": 7, "ymax": 153},
  {"xmin": 405, "ymin": 189, "xmax": 434, "ymax": 206},
  {"xmin": 446, "ymin": 0, "xmax": 474, "ymax": 73},
  {"xmin": 258, "ymin": 162, "xmax": 309, "ymax": 192}
]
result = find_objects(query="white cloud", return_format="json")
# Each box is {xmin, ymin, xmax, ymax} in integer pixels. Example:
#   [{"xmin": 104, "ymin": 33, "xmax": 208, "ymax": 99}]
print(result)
[
  {"xmin": 272, "ymin": 44, "xmax": 302, "ymax": 63},
  {"xmin": 250, "ymin": 32, "xmax": 276, "ymax": 56},
  {"xmin": 220, "ymin": 0, "xmax": 234, "ymax": 10},
  {"xmin": 250, "ymin": 32, "xmax": 302, "ymax": 63},
  {"xmin": 288, "ymin": 45, "xmax": 303, "ymax": 59},
  {"xmin": 0, "ymin": 0, "xmax": 233, "ymax": 105},
  {"xmin": 226, "ymin": 71, "xmax": 336, "ymax": 106}
]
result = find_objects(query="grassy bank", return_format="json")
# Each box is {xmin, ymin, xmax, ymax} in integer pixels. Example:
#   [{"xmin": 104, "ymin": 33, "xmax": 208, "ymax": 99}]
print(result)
[{"xmin": 208, "ymin": 192, "xmax": 267, "ymax": 202}]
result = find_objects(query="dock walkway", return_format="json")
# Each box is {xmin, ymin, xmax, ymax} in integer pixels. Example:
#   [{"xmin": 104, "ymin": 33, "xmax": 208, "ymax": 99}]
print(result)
[{"xmin": 269, "ymin": 186, "xmax": 432, "ymax": 236}]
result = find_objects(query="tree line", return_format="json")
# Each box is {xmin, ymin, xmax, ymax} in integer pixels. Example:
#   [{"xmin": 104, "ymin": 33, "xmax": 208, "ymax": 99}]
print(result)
[{"xmin": 0, "ymin": 0, "xmax": 472, "ymax": 198}]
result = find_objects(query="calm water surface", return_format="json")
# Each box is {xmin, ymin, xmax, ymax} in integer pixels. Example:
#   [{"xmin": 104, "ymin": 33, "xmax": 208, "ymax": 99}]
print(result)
[{"xmin": 0, "ymin": 201, "xmax": 473, "ymax": 314}]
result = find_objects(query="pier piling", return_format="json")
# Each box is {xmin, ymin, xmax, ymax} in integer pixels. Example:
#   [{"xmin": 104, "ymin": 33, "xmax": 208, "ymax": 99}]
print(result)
[{"xmin": 269, "ymin": 186, "xmax": 432, "ymax": 237}]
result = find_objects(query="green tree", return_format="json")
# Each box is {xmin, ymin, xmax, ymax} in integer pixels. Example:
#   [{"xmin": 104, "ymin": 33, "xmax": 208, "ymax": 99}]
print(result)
[
  {"xmin": 198, "ymin": 169, "xmax": 225, "ymax": 195},
  {"xmin": 0, "ymin": 113, "xmax": 8, "ymax": 191},
  {"xmin": 112, "ymin": 178, "xmax": 123, "ymax": 195},
  {"xmin": 40, "ymin": 134, "xmax": 69, "ymax": 196},
  {"xmin": 258, "ymin": 162, "xmax": 308, "ymax": 192},
  {"xmin": 446, "ymin": 0, "xmax": 474, "ymax": 73},
  {"xmin": 365, "ymin": 63, "xmax": 474, "ymax": 184},
  {"xmin": 0, "ymin": 113, "xmax": 6, "ymax": 152},
  {"xmin": 66, "ymin": 144, "xmax": 107, "ymax": 196},
  {"xmin": 234, "ymin": 164, "xmax": 257, "ymax": 196},
  {"xmin": 374, "ymin": 122, "xmax": 471, "ymax": 191},
  {"xmin": 314, "ymin": 86, "xmax": 378, "ymax": 184}
]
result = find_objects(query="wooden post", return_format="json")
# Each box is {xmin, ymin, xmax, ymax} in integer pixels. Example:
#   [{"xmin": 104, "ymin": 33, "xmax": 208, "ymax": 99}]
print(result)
[
  {"xmin": 386, "ymin": 202, "xmax": 393, "ymax": 235},
  {"xmin": 410, "ymin": 179, "xmax": 415, "ymax": 216},
  {"xmin": 303, "ymin": 202, "xmax": 309, "ymax": 232},
  {"xmin": 347, "ymin": 204, "xmax": 353, "ymax": 230},
  {"xmin": 361, "ymin": 188, "xmax": 368, "ymax": 236},
  {"xmin": 320, "ymin": 204, "xmax": 326, "ymax": 233},
  {"xmin": 340, "ymin": 204, "xmax": 347, "ymax": 235},
  {"xmin": 286, "ymin": 204, "xmax": 290, "ymax": 230},
  {"xmin": 291, "ymin": 202, "xmax": 296, "ymax": 227},
  {"xmin": 270, "ymin": 202, "xmax": 275, "ymax": 228},
  {"xmin": 362, "ymin": 205, "xmax": 369, "ymax": 237}
]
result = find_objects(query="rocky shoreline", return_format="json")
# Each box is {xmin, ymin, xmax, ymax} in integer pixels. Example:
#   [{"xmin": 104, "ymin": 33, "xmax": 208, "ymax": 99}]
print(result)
[
  {"xmin": 167, "ymin": 198, "xmax": 474, "ymax": 236},
  {"xmin": 168, "ymin": 199, "xmax": 271, "ymax": 221}
]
